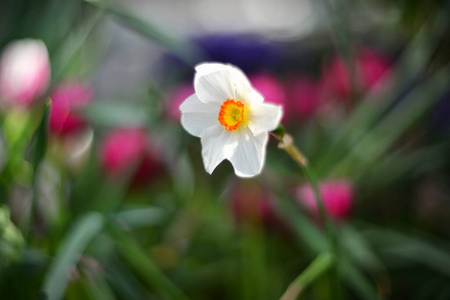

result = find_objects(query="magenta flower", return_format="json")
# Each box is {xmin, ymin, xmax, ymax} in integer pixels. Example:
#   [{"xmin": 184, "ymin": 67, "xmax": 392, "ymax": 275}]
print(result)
[
  {"xmin": 229, "ymin": 180, "xmax": 288, "ymax": 231},
  {"xmin": 286, "ymin": 76, "xmax": 321, "ymax": 119},
  {"xmin": 357, "ymin": 48, "xmax": 391, "ymax": 93},
  {"xmin": 250, "ymin": 73, "xmax": 287, "ymax": 111},
  {"xmin": 230, "ymin": 181, "xmax": 274, "ymax": 225},
  {"xmin": 320, "ymin": 56, "xmax": 351, "ymax": 102},
  {"xmin": 297, "ymin": 179, "xmax": 354, "ymax": 220},
  {"xmin": 0, "ymin": 39, "xmax": 50, "ymax": 108},
  {"xmin": 100, "ymin": 128, "xmax": 164, "ymax": 185},
  {"xmin": 49, "ymin": 82, "xmax": 93, "ymax": 136},
  {"xmin": 320, "ymin": 48, "xmax": 391, "ymax": 102},
  {"xmin": 166, "ymin": 84, "xmax": 195, "ymax": 121}
]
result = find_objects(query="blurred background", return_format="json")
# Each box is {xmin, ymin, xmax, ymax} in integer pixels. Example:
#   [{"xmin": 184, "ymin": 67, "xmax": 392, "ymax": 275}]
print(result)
[{"xmin": 0, "ymin": 0, "xmax": 449, "ymax": 299}]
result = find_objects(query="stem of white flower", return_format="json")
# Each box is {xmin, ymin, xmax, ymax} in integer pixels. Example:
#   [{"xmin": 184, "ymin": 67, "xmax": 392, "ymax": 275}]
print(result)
[
  {"xmin": 277, "ymin": 134, "xmax": 308, "ymax": 167},
  {"xmin": 275, "ymin": 133, "xmax": 343, "ymax": 300}
]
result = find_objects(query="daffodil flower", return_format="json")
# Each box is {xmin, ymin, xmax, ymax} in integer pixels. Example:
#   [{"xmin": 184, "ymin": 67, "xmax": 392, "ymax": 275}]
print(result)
[{"xmin": 180, "ymin": 63, "xmax": 283, "ymax": 177}]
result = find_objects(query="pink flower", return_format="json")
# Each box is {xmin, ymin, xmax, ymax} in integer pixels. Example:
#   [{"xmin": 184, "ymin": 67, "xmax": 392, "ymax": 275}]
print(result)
[
  {"xmin": 230, "ymin": 181, "xmax": 274, "ymax": 225},
  {"xmin": 357, "ymin": 48, "xmax": 391, "ymax": 93},
  {"xmin": 167, "ymin": 84, "xmax": 194, "ymax": 121},
  {"xmin": 320, "ymin": 56, "xmax": 351, "ymax": 102},
  {"xmin": 297, "ymin": 179, "xmax": 354, "ymax": 220},
  {"xmin": 100, "ymin": 128, "xmax": 164, "ymax": 185},
  {"xmin": 286, "ymin": 76, "xmax": 321, "ymax": 119},
  {"xmin": 320, "ymin": 48, "xmax": 391, "ymax": 102},
  {"xmin": 228, "ymin": 180, "xmax": 292, "ymax": 235},
  {"xmin": 49, "ymin": 82, "xmax": 93, "ymax": 136},
  {"xmin": 250, "ymin": 73, "xmax": 288, "ymax": 120},
  {"xmin": 0, "ymin": 39, "xmax": 50, "ymax": 107}
]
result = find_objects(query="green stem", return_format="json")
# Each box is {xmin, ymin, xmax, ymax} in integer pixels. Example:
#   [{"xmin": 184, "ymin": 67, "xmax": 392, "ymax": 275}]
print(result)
[
  {"xmin": 301, "ymin": 165, "xmax": 343, "ymax": 300},
  {"xmin": 109, "ymin": 219, "xmax": 190, "ymax": 300},
  {"xmin": 280, "ymin": 252, "xmax": 335, "ymax": 300},
  {"xmin": 277, "ymin": 133, "xmax": 343, "ymax": 300}
]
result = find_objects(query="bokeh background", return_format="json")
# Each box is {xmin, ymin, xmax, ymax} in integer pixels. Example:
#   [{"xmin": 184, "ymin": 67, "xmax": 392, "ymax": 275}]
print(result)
[{"xmin": 0, "ymin": 0, "xmax": 449, "ymax": 299}]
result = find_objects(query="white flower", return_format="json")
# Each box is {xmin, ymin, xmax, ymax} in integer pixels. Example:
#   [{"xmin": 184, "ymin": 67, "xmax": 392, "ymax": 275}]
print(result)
[
  {"xmin": 180, "ymin": 63, "xmax": 283, "ymax": 178},
  {"xmin": 0, "ymin": 39, "xmax": 50, "ymax": 107}
]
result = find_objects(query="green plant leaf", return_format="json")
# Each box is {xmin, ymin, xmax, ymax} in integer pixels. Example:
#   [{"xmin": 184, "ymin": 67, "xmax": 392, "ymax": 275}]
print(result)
[
  {"xmin": 51, "ymin": 8, "xmax": 104, "ymax": 82},
  {"xmin": 275, "ymin": 193, "xmax": 327, "ymax": 254},
  {"xmin": 330, "ymin": 66, "xmax": 450, "ymax": 178},
  {"xmin": 43, "ymin": 212, "xmax": 105, "ymax": 300},
  {"xmin": 363, "ymin": 226, "xmax": 450, "ymax": 278},
  {"xmin": 280, "ymin": 252, "xmax": 336, "ymax": 300},
  {"xmin": 115, "ymin": 206, "xmax": 166, "ymax": 229},
  {"xmin": 30, "ymin": 101, "xmax": 51, "ymax": 177},
  {"xmin": 339, "ymin": 258, "xmax": 379, "ymax": 300},
  {"xmin": 315, "ymin": 12, "xmax": 448, "ymax": 175},
  {"xmin": 109, "ymin": 220, "xmax": 190, "ymax": 300}
]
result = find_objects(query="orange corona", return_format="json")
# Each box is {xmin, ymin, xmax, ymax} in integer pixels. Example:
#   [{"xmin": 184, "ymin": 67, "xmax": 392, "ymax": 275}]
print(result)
[{"xmin": 218, "ymin": 99, "xmax": 246, "ymax": 131}]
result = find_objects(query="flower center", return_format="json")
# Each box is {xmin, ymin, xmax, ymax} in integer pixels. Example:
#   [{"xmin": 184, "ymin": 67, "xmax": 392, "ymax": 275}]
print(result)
[{"xmin": 218, "ymin": 99, "xmax": 246, "ymax": 131}]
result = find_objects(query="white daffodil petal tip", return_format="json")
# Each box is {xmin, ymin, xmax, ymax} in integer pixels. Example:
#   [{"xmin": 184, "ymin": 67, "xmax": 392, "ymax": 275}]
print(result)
[{"xmin": 179, "ymin": 62, "xmax": 283, "ymax": 178}]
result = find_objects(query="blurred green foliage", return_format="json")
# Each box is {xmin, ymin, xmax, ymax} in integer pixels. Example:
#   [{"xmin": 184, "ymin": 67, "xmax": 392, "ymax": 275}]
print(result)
[{"xmin": 0, "ymin": 0, "xmax": 450, "ymax": 300}]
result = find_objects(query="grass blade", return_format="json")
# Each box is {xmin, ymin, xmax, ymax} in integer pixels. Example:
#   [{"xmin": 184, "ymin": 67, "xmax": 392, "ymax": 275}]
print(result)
[
  {"xmin": 109, "ymin": 220, "xmax": 190, "ymax": 300},
  {"xmin": 43, "ymin": 212, "xmax": 104, "ymax": 300}
]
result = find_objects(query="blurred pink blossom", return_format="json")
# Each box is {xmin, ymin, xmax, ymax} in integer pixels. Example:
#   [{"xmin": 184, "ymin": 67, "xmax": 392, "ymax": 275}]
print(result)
[
  {"xmin": 297, "ymin": 179, "xmax": 354, "ymax": 220},
  {"xmin": 250, "ymin": 73, "xmax": 287, "ymax": 120},
  {"xmin": 358, "ymin": 48, "xmax": 391, "ymax": 93},
  {"xmin": 168, "ymin": 84, "xmax": 194, "ymax": 121},
  {"xmin": 100, "ymin": 128, "xmax": 164, "ymax": 185},
  {"xmin": 250, "ymin": 73, "xmax": 287, "ymax": 106},
  {"xmin": 229, "ymin": 181, "xmax": 291, "ymax": 234},
  {"xmin": 320, "ymin": 48, "xmax": 391, "ymax": 102},
  {"xmin": 49, "ymin": 82, "xmax": 93, "ymax": 136},
  {"xmin": 320, "ymin": 56, "xmax": 351, "ymax": 102},
  {"xmin": 249, "ymin": 72, "xmax": 288, "ymax": 116},
  {"xmin": 286, "ymin": 76, "xmax": 321, "ymax": 119},
  {"xmin": 0, "ymin": 39, "xmax": 50, "ymax": 107},
  {"xmin": 230, "ymin": 181, "xmax": 274, "ymax": 225}
]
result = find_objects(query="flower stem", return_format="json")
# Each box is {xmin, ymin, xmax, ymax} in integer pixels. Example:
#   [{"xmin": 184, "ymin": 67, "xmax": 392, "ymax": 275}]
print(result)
[
  {"xmin": 276, "ymin": 133, "xmax": 343, "ymax": 300},
  {"xmin": 280, "ymin": 252, "xmax": 335, "ymax": 300}
]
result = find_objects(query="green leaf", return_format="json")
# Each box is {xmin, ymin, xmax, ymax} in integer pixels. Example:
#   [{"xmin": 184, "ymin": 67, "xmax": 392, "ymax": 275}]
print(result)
[
  {"xmin": 115, "ymin": 206, "xmax": 166, "ymax": 229},
  {"xmin": 315, "ymin": 13, "xmax": 448, "ymax": 175},
  {"xmin": 340, "ymin": 224, "xmax": 387, "ymax": 273},
  {"xmin": 31, "ymin": 101, "xmax": 51, "ymax": 177},
  {"xmin": 43, "ymin": 212, "xmax": 105, "ymax": 300},
  {"xmin": 363, "ymin": 226, "xmax": 450, "ymax": 278},
  {"xmin": 51, "ymin": 9, "xmax": 104, "ymax": 82},
  {"xmin": 104, "ymin": 263, "xmax": 150, "ymax": 300},
  {"xmin": 280, "ymin": 252, "xmax": 336, "ymax": 300},
  {"xmin": 275, "ymin": 193, "xmax": 328, "ymax": 254},
  {"xmin": 172, "ymin": 152, "xmax": 195, "ymax": 201},
  {"xmin": 358, "ymin": 142, "xmax": 450, "ymax": 192},
  {"xmin": 330, "ymin": 66, "xmax": 450, "ymax": 178},
  {"xmin": 109, "ymin": 220, "xmax": 190, "ymax": 300},
  {"xmin": 80, "ymin": 273, "xmax": 116, "ymax": 300},
  {"xmin": 339, "ymin": 258, "xmax": 379, "ymax": 300},
  {"xmin": 241, "ymin": 227, "xmax": 268, "ymax": 300}
]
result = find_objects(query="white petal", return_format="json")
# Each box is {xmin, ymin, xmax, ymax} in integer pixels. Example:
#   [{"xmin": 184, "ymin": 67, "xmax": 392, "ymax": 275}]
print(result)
[
  {"xmin": 229, "ymin": 129, "xmax": 268, "ymax": 178},
  {"xmin": 180, "ymin": 94, "xmax": 220, "ymax": 137},
  {"xmin": 201, "ymin": 125, "xmax": 239, "ymax": 174},
  {"xmin": 247, "ymin": 102, "xmax": 283, "ymax": 135},
  {"xmin": 194, "ymin": 63, "xmax": 252, "ymax": 104},
  {"xmin": 246, "ymin": 87, "xmax": 264, "ymax": 104},
  {"xmin": 195, "ymin": 63, "xmax": 230, "ymax": 76}
]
